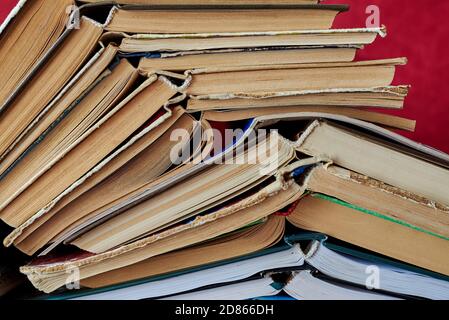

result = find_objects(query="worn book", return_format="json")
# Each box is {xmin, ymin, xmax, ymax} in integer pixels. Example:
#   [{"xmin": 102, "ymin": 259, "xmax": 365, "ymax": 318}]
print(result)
[
  {"xmin": 0, "ymin": 0, "xmax": 73, "ymax": 112},
  {"xmin": 104, "ymin": 4, "xmax": 348, "ymax": 34}
]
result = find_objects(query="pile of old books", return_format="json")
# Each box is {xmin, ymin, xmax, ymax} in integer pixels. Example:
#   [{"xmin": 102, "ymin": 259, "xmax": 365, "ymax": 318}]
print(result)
[{"xmin": 0, "ymin": 0, "xmax": 448, "ymax": 301}]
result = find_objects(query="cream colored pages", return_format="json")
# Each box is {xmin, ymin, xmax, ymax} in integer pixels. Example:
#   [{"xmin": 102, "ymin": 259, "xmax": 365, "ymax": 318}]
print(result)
[
  {"xmin": 0, "ymin": 45, "xmax": 118, "ymax": 177},
  {"xmin": 0, "ymin": 76, "xmax": 177, "ymax": 228},
  {"xmin": 296, "ymin": 121, "xmax": 449, "ymax": 206}
]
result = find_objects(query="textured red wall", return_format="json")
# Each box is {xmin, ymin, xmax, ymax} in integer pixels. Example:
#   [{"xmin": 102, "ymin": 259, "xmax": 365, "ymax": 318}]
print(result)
[
  {"xmin": 1, "ymin": 0, "xmax": 448, "ymax": 153},
  {"xmin": 0, "ymin": 0, "xmax": 18, "ymax": 22}
]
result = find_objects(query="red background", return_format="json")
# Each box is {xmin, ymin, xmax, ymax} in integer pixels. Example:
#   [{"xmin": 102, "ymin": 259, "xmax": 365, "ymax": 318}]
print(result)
[{"xmin": 1, "ymin": 0, "xmax": 449, "ymax": 153}]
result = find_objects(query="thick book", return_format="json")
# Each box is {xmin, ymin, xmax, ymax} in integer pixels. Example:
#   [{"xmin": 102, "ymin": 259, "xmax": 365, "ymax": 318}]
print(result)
[
  {"xmin": 138, "ymin": 47, "xmax": 359, "ymax": 74},
  {"xmin": 0, "ymin": 0, "xmax": 73, "ymax": 112},
  {"xmin": 288, "ymin": 194, "xmax": 449, "ymax": 276},
  {"xmin": 200, "ymin": 106, "xmax": 415, "ymax": 131},
  {"xmin": 188, "ymin": 86, "xmax": 409, "ymax": 111},
  {"xmin": 294, "ymin": 120, "xmax": 449, "ymax": 206},
  {"xmin": 184, "ymin": 58, "xmax": 407, "ymax": 96},
  {"xmin": 121, "ymin": 27, "xmax": 384, "ymax": 53},
  {"xmin": 0, "ymin": 17, "xmax": 103, "ymax": 161},
  {"xmin": 0, "ymin": 45, "xmax": 119, "ymax": 179},
  {"xmin": 104, "ymin": 4, "xmax": 348, "ymax": 34},
  {"xmin": 305, "ymin": 164, "xmax": 449, "ymax": 239}
]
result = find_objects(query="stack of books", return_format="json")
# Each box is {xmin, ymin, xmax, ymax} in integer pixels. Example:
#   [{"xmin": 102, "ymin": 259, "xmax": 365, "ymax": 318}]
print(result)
[{"xmin": 0, "ymin": 0, "xmax": 448, "ymax": 301}]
